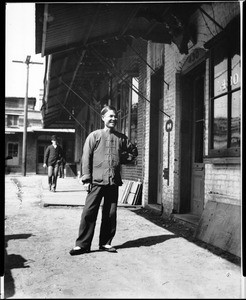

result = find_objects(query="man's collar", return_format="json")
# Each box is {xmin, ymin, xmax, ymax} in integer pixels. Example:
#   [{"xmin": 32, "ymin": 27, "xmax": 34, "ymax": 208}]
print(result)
[{"xmin": 103, "ymin": 127, "xmax": 115, "ymax": 133}]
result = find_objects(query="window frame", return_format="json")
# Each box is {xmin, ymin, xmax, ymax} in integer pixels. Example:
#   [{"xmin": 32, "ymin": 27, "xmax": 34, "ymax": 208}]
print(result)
[
  {"xmin": 7, "ymin": 115, "xmax": 19, "ymax": 127},
  {"xmin": 8, "ymin": 142, "xmax": 19, "ymax": 157},
  {"xmin": 207, "ymin": 34, "xmax": 241, "ymax": 158},
  {"xmin": 118, "ymin": 82, "xmax": 130, "ymax": 137},
  {"xmin": 117, "ymin": 77, "xmax": 138, "ymax": 146}
]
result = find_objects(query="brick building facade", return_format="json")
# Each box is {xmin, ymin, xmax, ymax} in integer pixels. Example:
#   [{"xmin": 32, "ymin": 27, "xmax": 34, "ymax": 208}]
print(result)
[
  {"xmin": 36, "ymin": 2, "xmax": 241, "ymax": 256},
  {"xmin": 143, "ymin": 2, "xmax": 241, "ymax": 256}
]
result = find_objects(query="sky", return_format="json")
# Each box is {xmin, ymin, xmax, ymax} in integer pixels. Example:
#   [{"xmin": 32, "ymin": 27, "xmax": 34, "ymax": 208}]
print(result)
[{"xmin": 5, "ymin": 3, "xmax": 45, "ymax": 110}]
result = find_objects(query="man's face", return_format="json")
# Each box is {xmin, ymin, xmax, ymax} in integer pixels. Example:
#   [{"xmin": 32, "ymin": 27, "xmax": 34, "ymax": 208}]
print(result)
[
  {"xmin": 102, "ymin": 109, "xmax": 117, "ymax": 129},
  {"xmin": 51, "ymin": 139, "xmax": 57, "ymax": 145}
]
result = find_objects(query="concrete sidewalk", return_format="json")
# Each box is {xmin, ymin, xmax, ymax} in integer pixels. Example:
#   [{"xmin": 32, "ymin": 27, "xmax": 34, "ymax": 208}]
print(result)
[
  {"xmin": 41, "ymin": 175, "xmax": 142, "ymax": 208},
  {"xmin": 41, "ymin": 176, "xmax": 87, "ymax": 206}
]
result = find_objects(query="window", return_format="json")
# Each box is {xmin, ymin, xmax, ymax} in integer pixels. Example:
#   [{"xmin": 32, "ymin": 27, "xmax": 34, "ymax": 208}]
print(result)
[
  {"xmin": 119, "ymin": 84, "xmax": 129, "ymax": 136},
  {"xmin": 130, "ymin": 77, "xmax": 138, "ymax": 145},
  {"xmin": 208, "ymin": 36, "xmax": 240, "ymax": 157},
  {"xmin": 7, "ymin": 115, "xmax": 19, "ymax": 127},
  {"xmin": 118, "ymin": 77, "xmax": 138, "ymax": 146},
  {"xmin": 8, "ymin": 143, "xmax": 18, "ymax": 157}
]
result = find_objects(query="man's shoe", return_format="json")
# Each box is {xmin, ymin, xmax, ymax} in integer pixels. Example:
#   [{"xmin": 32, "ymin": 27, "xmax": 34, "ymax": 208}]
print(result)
[
  {"xmin": 99, "ymin": 245, "xmax": 117, "ymax": 253},
  {"xmin": 69, "ymin": 247, "xmax": 90, "ymax": 256}
]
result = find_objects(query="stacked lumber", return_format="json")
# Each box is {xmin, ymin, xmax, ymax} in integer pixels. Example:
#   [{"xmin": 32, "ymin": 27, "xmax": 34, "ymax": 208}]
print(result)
[{"xmin": 118, "ymin": 180, "xmax": 142, "ymax": 205}]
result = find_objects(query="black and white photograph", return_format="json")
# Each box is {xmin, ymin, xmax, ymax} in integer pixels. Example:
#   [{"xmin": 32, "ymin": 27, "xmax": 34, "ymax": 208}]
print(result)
[{"xmin": 4, "ymin": 1, "xmax": 243, "ymax": 298}]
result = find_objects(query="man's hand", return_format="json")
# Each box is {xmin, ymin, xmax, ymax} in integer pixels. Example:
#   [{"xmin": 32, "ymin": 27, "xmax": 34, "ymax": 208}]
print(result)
[
  {"xmin": 43, "ymin": 163, "xmax": 47, "ymax": 168},
  {"xmin": 127, "ymin": 153, "xmax": 133, "ymax": 161},
  {"xmin": 83, "ymin": 183, "xmax": 92, "ymax": 193}
]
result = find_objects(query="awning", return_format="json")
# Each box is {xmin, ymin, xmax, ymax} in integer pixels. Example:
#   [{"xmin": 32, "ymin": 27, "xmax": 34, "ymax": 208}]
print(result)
[
  {"xmin": 39, "ymin": 38, "xmax": 134, "ymax": 128},
  {"xmin": 35, "ymin": 3, "xmax": 200, "ymax": 128},
  {"xmin": 36, "ymin": 3, "xmax": 199, "ymax": 56}
]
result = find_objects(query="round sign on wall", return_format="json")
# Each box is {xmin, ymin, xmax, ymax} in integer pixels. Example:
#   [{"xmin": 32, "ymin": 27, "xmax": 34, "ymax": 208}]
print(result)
[{"xmin": 165, "ymin": 119, "xmax": 173, "ymax": 132}]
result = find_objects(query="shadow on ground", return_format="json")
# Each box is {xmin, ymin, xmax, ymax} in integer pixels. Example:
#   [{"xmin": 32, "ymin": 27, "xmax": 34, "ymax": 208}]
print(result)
[
  {"xmin": 128, "ymin": 207, "xmax": 241, "ymax": 266},
  {"xmin": 4, "ymin": 234, "xmax": 33, "ymax": 299},
  {"xmin": 115, "ymin": 234, "xmax": 177, "ymax": 249}
]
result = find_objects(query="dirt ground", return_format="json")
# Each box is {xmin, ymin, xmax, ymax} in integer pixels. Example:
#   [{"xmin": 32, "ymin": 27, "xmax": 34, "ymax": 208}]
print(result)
[{"xmin": 4, "ymin": 175, "xmax": 242, "ymax": 299}]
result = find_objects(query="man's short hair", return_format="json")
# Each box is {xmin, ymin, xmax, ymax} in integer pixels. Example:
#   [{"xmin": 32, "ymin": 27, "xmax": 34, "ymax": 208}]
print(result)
[
  {"xmin": 51, "ymin": 135, "xmax": 58, "ymax": 141},
  {"xmin": 101, "ymin": 105, "xmax": 117, "ymax": 116}
]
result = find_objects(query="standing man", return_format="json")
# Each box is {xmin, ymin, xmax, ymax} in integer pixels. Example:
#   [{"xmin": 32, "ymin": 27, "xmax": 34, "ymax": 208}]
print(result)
[
  {"xmin": 69, "ymin": 105, "xmax": 138, "ymax": 255},
  {"xmin": 43, "ymin": 135, "xmax": 63, "ymax": 192}
]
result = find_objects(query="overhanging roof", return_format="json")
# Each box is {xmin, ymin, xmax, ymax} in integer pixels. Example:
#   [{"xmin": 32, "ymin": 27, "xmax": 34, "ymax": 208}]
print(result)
[
  {"xmin": 35, "ymin": 3, "xmax": 200, "ymax": 128},
  {"xmin": 36, "ymin": 3, "xmax": 199, "ymax": 56}
]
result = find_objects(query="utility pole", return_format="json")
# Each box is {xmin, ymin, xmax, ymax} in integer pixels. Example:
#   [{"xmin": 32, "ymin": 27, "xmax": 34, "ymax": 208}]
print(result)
[{"xmin": 12, "ymin": 56, "xmax": 43, "ymax": 176}]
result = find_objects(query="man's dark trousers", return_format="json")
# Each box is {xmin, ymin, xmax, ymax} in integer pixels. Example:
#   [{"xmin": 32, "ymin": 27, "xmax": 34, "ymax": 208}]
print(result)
[
  {"xmin": 75, "ymin": 184, "xmax": 118, "ymax": 250},
  {"xmin": 48, "ymin": 163, "xmax": 59, "ymax": 189}
]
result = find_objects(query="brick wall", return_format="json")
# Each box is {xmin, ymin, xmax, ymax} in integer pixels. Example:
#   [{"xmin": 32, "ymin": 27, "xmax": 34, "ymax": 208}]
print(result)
[
  {"xmin": 161, "ymin": 2, "xmax": 241, "ymax": 214},
  {"xmin": 162, "ymin": 43, "xmax": 183, "ymax": 214},
  {"xmin": 190, "ymin": 2, "xmax": 240, "ymax": 46},
  {"xmin": 204, "ymin": 164, "xmax": 241, "ymax": 206},
  {"xmin": 141, "ymin": 41, "xmax": 151, "ymax": 207},
  {"xmin": 120, "ymin": 39, "xmax": 148, "ymax": 186}
]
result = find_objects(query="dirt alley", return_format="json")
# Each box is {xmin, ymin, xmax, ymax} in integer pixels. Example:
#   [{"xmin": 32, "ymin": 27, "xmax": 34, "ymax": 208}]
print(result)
[{"xmin": 4, "ymin": 174, "xmax": 242, "ymax": 298}]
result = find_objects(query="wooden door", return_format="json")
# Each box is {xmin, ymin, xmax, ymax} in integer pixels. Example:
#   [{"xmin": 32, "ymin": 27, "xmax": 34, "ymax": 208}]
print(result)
[{"xmin": 190, "ymin": 74, "xmax": 205, "ymax": 216}]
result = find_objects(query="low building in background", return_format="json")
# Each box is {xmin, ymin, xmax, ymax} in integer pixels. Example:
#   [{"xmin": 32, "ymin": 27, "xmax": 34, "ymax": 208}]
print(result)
[{"xmin": 5, "ymin": 97, "xmax": 75, "ymax": 176}]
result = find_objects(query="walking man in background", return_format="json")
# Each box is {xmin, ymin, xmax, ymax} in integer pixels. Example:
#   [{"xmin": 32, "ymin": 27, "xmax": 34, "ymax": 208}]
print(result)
[
  {"xmin": 69, "ymin": 105, "xmax": 138, "ymax": 256},
  {"xmin": 43, "ymin": 135, "xmax": 63, "ymax": 192}
]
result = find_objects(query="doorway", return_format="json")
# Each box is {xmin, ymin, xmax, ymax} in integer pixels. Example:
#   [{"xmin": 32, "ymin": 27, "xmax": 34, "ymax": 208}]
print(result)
[
  {"xmin": 180, "ymin": 63, "xmax": 205, "ymax": 216},
  {"xmin": 148, "ymin": 67, "xmax": 164, "ymax": 205},
  {"xmin": 190, "ymin": 74, "xmax": 205, "ymax": 215},
  {"xmin": 37, "ymin": 142, "xmax": 49, "ymax": 174}
]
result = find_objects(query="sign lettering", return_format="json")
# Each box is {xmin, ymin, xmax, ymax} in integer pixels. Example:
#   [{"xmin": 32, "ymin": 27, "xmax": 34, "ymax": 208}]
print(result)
[
  {"xmin": 165, "ymin": 119, "xmax": 173, "ymax": 132},
  {"xmin": 181, "ymin": 48, "xmax": 206, "ymax": 74},
  {"xmin": 217, "ymin": 73, "xmax": 239, "ymax": 93}
]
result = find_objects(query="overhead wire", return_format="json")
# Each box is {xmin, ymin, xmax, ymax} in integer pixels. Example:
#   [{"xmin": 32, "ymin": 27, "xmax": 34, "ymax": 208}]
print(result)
[
  {"xmin": 199, "ymin": 6, "xmax": 224, "ymax": 38},
  {"xmin": 54, "ymin": 95, "xmax": 89, "ymax": 134},
  {"xmin": 199, "ymin": 6, "xmax": 224, "ymax": 31},
  {"xmin": 122, "ymin": 37, "xmax": 170, "ymax": 89},
  {"xmin": 58, "ymin": 76, "xmax": 101, "ymax": 117},
  {"xmin": 90, "ymin": 45, "xmax": 171, "ymax": 118},
  {"xmin": 49, "ymin": 38, "xmax": 172, "ymax": 133}
]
